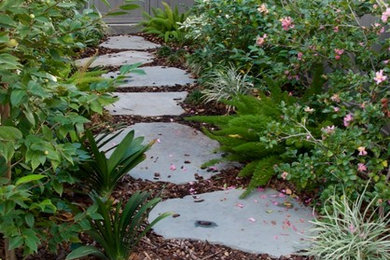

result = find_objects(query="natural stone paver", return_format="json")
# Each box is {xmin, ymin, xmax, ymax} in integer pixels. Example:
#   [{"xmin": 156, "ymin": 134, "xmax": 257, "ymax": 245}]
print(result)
[
  {"xmin": 149, "ymin": 189, "xmax": 314, "ymax": 257},
  {"xmin": 75, "ymin": 51, "xmax": 154, "ymax": 68},
  {"xmin": 106, "ymin": 92, "xmax": 187, "ymax": 116},
  {"xmin": 103, "ymin": 66, "xmax": 195, "ymax": 88},
  {"xmin": 100, "ymin": 35, "xmax": 161, "ymax": 50},
  {"xmin": 102, "ymin": 123, "xmax": 226, "ymax": 184}
]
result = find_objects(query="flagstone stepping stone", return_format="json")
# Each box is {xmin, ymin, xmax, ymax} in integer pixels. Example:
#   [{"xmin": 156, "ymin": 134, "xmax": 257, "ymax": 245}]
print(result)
[
  {"xmin": 103, "ymin": 66, "xmax": 195, "ymax": 88},
  {"xmin": 99, "ymin": 35, "xmax": 161, "ymax": 50},
  {"xmin": 149, "ymin": 189, "xmax": 314, "ymax": 257},
  {"xmin": 75, "ymin": 51, "xmax": 154, "ymax": 68},
  {"xmin": 106, "ymin": 92, "xmax": 187, "ymax": 116},
  {"xmin": 102, "ymin": 123, "xmax": 226, "ymax": 184}
]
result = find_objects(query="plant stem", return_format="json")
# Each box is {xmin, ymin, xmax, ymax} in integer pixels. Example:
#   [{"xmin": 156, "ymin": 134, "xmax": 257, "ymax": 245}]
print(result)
[{"xmin": 0, "ymin": 86, "xmax": 16, "ymax": 260}]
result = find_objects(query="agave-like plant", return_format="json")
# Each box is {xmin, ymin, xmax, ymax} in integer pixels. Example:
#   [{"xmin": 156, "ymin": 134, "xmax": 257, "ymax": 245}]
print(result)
[
  {"xmin": 66, "ymin": 192, "xmax": 171, "ymax": 260},
  {"xmin": 78, "ymin": 129, "xmax": 153, "ymax": 198}
]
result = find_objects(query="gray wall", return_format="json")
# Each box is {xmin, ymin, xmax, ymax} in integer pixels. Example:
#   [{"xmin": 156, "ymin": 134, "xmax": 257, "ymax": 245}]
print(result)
[{"xmin": 91, "ymin": 0, "xmax": 193, "ymax": 24}]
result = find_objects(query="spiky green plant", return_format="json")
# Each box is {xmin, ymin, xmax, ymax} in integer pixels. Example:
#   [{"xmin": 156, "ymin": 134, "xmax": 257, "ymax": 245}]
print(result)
[
  {"xmin": 306, "ymin": 188, "xmax": 390, "ymax": 260},
  {"xmin": 66, "ymin": 192, "xmax": 171, "ymax": 260},
  {"xmin": 201, "ymin": 64, "xmax": 254, "ymax": 107},
  {"xmin": 77, "ymin": 129, "xmax": 153, "ymax": 198},
  {"xmin": 140, "ymin": 2, "xmax": 189, "ymax": 43}
]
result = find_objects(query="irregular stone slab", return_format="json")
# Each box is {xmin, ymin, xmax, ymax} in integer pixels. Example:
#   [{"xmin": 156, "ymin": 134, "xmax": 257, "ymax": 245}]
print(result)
[
  {"xmin": 99, "ymin": 35, "xmax": 160, "ymax": 50},
  {"xmin": 103, "ymin": 66, "xmax": 195, "ymax": 88},
  {"xmin": 102, "ymin": 123, "xmax": 225, "ymax": 184},
  {"xmin": 149, "ymin": 189, "xmax": 314, "ymax": 257},
  {"xmin": 75, "ymin": 51, "xmax": 154, "ymax": 68},
  {"xmin": 106, "ymin": 92, "xmax": 187, "ymax": 116}
]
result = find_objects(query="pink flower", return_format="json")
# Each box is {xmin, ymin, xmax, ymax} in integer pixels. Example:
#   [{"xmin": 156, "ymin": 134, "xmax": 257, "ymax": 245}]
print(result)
[
  {"xmin": 248, "ymin": 217, "xmax": 256, "ymax": 223},
  {"xmin": 280, "ymin": 17, "xmax": 294, "ymax": 31},
  {"xmin": 358, "ymin": 163, "xmax": 367, "ymax": 172},
  {"xmin": 343, "ymin": 113, "xmax": 353, "ymax": 127},
  {"xmin": 256, "ymin": 34, "xmax": 267, "ymax": 46},
  {"xmin": 333, "ymin": 26, "xmax": 339, "ymax": 33},
  {"xmin": 349, "ymin": 224, "xmax": 356, "ymax": 234},
  {"xmin": 358, "ymin": 147, "xmax": 367, "ymax": 156},
  {"xmin": 297, "ymin": 52, "xmax": 303, "ymax": 60},
  {"xmin": 335, "ymin": 55, "xmax": 341, "ymax": 60},
  {"xmin": 322, "ymin": 125, "xmax": 336, "ymax": 134},
  {"xmin": 236, "ymin": 203, "xmax": 244, "ymax": 208},
  {"xmin": 281, "ymin": 171, "xmax": 288, "ymax": 180},
  {"xmin": 331, "ymin": 94, "xmax": 340, "ymax": 102},
  {"xmin": 333, "ymin": 107, "xmax": 340, "ymax": 112},
  {"xmin": 374, "ymin": 70, "xmax": 387, "ymax": 84},
  {"xmin": 169, "ymin": 164, "xmax": 176, "ymax": 171},
  {"xmin": 382, "ymin": 8, "xmax": 390, "ymax": 23},
  {"xmin": 257, "ymin": 4, "xmax": 269, "ymax": 14},
  {"xmin": 334, "ymin": 49, "xmax": 344, "ymax": 55}
]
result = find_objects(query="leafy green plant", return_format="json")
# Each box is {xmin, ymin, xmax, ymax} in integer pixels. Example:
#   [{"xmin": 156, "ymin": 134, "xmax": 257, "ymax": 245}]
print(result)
[
  {"xmin": 141, "ymin": 2, "xmax": 189, "ymax": 43},
  {"xmin": 201, "ymin": 64, "xmax": 254, "ymax": 107},
  {"xmin": 187, "ymin": 86, "xmax": 298, "ymax": 197},
  {"xmin": 77, "ymin": 129, "xmax": 153, "ymax": 198},
  {"xmin": 306, "ymin": 188, "xmax": 390, "ymax": 260},
  {"xmin": 66, "ymin": 192, "xmax": 171, "ymax": 260}
]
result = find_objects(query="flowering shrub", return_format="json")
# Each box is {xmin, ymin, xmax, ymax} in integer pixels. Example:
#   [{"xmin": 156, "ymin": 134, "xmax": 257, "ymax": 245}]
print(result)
[{"xmin": 187, "ymin": 0, "xmax": 390, "ymax": 209}]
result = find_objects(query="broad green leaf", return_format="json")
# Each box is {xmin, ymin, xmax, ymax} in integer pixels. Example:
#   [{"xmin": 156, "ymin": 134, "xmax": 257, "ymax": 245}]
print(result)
[
  {"xmin": 106, "ymin": 11, "xmax": 128, "ymax": 16},
  {"xmin": 66, "ymin": 246, "xmax": 107, "ymax": 260},
  {"xmin": 10, "ymin": 89, "xmax": 26, "ymax": 106},
  {"xmin": 0, "ymin": 126, "xmax": 22, "ymax": 141},
  {"xmin": 16, "ymin": 174, "xmax": 46, "ymax": 185},
  {"xmin": 119, "ymin": 4, "xmax": 139, "ymax": 10},
  {"xmin": 0, "ymin": 14, "xmax": 16, "ymax": 26}
]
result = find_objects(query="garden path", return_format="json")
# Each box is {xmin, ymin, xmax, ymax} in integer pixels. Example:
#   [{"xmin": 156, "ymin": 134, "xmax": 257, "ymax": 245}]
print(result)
[{"xmin": 77, "ymin": 35, "xmax": 314, "ymax": 258}]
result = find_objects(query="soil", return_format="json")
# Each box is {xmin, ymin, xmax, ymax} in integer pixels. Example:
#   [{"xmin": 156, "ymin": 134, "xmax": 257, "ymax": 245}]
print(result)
[{"xmin": 2, "ymin": 34, "xmax": 315, "ymax": 260}]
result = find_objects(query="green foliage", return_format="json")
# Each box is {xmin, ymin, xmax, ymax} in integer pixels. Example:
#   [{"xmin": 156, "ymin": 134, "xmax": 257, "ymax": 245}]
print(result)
[
  {"xmin": 77, "ymin": 129, "xmax": 153, "ymax": 198},
  {"xmin": 201, "ymin": 64, "xmax": 254, "ymax": 106},
  {"xmin": 306, "ymin": 187, "xmax": 390, "ymax": 260},
  {"xmin": 66, "ymin": 192, "xmax": 171, "ymax": 260},
  {"xmin": 141, "ymin": 2, "xmax": 189, "ymax": 43},
  {"xmin": 187, "ymin": 88, "xmax": 297, "ymax": 196}
]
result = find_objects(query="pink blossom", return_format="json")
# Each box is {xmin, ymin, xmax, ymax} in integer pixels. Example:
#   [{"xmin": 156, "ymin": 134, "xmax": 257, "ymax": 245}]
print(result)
[
  {"xmin": 335, "ymin": 55, "xmax": 341, "ymax": 60},
  {"xmin": 257, "ymin": 4, "xmax": 269, "ymax": 14},
  {"xmin": 333, "ymin": 107, "xmax": 340, "ymax": 112},
  {"xmin": 256, "ymin": 34, "xmax": 267, "ymax": 46},
  {"xmin": 358, "ymin": 163, "xmax": 367, "ymax": 172},
  {"xmin": 297, "ymin": 52, "xmax": 303, "ymax": 60},
  {"xmin": 334, "ymin": 49, "xmax": 344, "ymax": 55},
  {"xmin": 382, "ymin": 8, "xmax": 390, "ymax": 23},
  {"xmin": 169, "ymin": 164, "xmax": 176, "ymax": 171},
  {"xmin": 248, "ymin": 217, "xmax": 256, "ymax": 223},
  {"xmin": 349, "ymin": 224, "xmax": 356, "ymax": 234},
  {"xmin": 322, "ymin": 125, "xmax": 336, "ymax": 134},
  {"xmin": 333, "ymin": 26, "xmax": 339, "ymax": 33},
  {"xmin": 358, "ymin": 146, "xmax": 367, "ymax": 156},
  {"xmin": 280, "ymin": 17, "xmax": 294, "ymax": 31},
  {"xmin": 281, "ymin": 171, "xmax": 288, "ymax": 180},
  {"xmin": 374, "ymin": 70, "xmax": 387, "ymax": 84},
  {"xmin": 156, "ymin": 138, "xmax": 161, "ymax": 143},
  {"xmin": 331, "ymin": 94, "xmax": 340, "ymax": 103},
  {"xmin": 343, "ymin": 113, "xmax": 354, "ymax": 127},
  {"xmin": 236, "ymin": 203, "xmax": 244, "ymax": 208}
]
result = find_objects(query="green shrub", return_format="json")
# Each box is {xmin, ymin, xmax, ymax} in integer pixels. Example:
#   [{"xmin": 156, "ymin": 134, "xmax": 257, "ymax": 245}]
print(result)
[
  {"xmin": 66, "ymin": 192, "xmax": 171, "ymax": 260},
  {"xmin": 141, "ymin": 2, "xmax": 189, "ymax": 43},
  {"xmin": 306, "ymin": 187, "xmax": 390, "ymax": 260},
  {"xmin": 0, "ymin": 0, "xmax": 140, "ymax": 257},
  {"xmin": 187, "ymin": 86, "xmax": 300, "ymax": 197}
]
